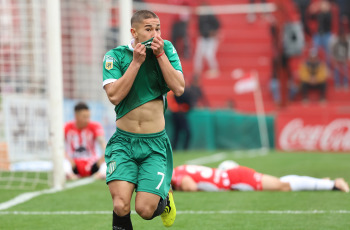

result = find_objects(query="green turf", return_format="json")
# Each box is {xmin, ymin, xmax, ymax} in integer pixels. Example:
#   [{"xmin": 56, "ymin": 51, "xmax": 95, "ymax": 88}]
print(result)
[{"xmin": 0, "ymin": 151, "xmax": 349, "ymax": 229}]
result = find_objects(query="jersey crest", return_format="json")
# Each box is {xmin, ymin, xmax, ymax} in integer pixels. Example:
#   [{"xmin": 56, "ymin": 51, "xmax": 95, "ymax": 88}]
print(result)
[{"xmin": 105, "ymin": 58, "xmax": 113, "ymax": 70}]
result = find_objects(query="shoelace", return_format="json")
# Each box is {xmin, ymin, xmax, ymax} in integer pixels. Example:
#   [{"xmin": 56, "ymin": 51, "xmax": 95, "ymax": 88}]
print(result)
[
  {"xmin": 163, "ymin": 196, "xmax": 171, "ymax": 214},
  {"xmin": 163, "ymin": 205, "xmax": 171, "ymax": 214}
]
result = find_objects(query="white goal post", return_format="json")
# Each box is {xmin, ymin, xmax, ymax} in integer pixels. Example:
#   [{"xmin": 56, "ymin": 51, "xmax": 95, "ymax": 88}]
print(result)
[{"xmin": 46, "ymin": 0, "xmax": 65, "ymax": 190}]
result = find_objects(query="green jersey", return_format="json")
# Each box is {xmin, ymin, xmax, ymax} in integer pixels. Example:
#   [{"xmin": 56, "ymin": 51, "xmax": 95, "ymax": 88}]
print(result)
[{"xmin": 103, "ymin": 40, "xmax": 183, "ymax": 120}]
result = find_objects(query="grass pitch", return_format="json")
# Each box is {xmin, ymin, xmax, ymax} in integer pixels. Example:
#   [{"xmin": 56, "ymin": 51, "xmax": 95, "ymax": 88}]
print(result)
[{"xmin": 0, "ymin": 150, "xmax": 349, "ymax": 230}]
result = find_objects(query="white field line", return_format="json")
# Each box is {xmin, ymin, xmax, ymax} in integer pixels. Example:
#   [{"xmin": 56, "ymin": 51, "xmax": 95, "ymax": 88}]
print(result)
[
  {"xmin": 186, "ymin": 152, "xmax": 227, "ymax": 165},
  {"xmin": 0, "ymin": 177, "xmax": 95, "ymax": 210},
  {"xmin": 1, "ymin": 210, "xmax": 350, "ymax": 215}
]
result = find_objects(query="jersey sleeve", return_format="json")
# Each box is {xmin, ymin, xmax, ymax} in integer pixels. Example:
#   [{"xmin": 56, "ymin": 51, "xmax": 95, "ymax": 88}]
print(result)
[
  {"xmin": 102, "ymin": 50, "xmax": 123, "ymax": 87},
  {"xmin": 164, "ymin": 40, "xmax": 183, "ymax": 74}
]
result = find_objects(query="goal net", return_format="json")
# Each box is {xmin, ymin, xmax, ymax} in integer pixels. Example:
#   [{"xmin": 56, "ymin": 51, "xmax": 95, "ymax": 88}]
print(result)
[
  {"xmin": 0, "ymin": 0, "xmax": 53, "ymax": 189},
  {"xmin": 0, "ymin": 0, "xmax": 115, "ymax": 190}
]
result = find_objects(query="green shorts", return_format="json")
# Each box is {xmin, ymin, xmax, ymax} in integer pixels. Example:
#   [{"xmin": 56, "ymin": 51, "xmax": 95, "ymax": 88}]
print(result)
[{"xmin": 105, "ymin": 128, "xmax": 173, "ymax": 199}]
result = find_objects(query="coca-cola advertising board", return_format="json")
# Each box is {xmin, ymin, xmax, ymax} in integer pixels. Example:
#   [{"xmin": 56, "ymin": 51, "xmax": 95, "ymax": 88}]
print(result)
[{"xmin": 276, "ymin": 112, "xmax": 350, "ymax": 152}]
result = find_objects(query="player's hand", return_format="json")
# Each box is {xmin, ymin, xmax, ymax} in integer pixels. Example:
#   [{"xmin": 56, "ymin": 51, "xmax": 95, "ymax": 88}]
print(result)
[
  {"xmin": 133, "ymin": 43, "xmax": 146, "ymax": 65},
  {"xmin": 151, "ymin": 36, "xmax": 164, "ymax": 56}
]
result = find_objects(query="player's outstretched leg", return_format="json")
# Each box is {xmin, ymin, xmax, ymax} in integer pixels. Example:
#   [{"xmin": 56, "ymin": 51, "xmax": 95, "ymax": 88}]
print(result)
[
  {"xmin": 280, "ymin": 175, "xmax": 350, "ymax": 192},
  {"xmin": 161, "ymin": 190, "xmax": 176, "ymax": 227},
  {"xmin": 334, "ymin": 178, "xmax": 349, "ymax": 193}
]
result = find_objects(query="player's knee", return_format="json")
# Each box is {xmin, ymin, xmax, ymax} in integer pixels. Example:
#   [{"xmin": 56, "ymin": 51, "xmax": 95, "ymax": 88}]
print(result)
[
  {"xmin": 135, "ymin": 204, "xmax": 157, "ymax": 220},
  {"xmin": 113, "ymin": 199, "xmax": 131, "ymax": 216}
]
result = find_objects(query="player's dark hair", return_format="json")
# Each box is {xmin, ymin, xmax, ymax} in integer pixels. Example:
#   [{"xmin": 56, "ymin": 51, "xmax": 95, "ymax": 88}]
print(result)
[
  {"xmin": 74, "ymin": 102, "xmax": 89, "ymax": 112},
  {"xmin": 131, "ymin": 10, "xmax": 158, "ymax": 26}
]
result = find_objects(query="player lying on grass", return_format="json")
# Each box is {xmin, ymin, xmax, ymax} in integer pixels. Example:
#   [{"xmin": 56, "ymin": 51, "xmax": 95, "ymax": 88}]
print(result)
[{"xmin": 171, "ymin": 161, "xmax": 349, "ymax": 192}]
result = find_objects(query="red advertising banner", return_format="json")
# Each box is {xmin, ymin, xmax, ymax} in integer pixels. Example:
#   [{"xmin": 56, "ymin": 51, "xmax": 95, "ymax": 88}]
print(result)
[{"xmin": 276, "ymin": 108, "xmax": 350, "ymax": 152}]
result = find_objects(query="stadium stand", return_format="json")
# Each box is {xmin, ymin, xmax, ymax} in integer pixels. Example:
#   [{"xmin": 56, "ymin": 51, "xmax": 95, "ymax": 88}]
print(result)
[{"xmin": 144, "ymin": 0, "xmax": 350, "ymax": 114}]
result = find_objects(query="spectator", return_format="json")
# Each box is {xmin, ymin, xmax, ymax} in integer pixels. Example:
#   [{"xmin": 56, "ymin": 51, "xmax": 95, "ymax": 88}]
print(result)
[
  {"xmin": 188, "ymin": 74, "xmax": 209, "ymax": 108},
  {"xmin": 269, "ymin": 16, "xmax": 299, "ymax": 106},
  {"xmin": 293, "ymin": 0, "xmax": 312, "ymax": 37},
  {"xmin": 269, "ymin": 16, "xmax": 284, "ymax": 105},
  {"xmin": 169, "ymin": 0, "xmax": 191, "ymax": 59},
  {"xmin": 270, "ymin": 58, "xmax": 285, "ymax": 105},
  {"xmin": 168, "ymin": 91, "xmax": 191, "ymax": 150},
  {"xmin": 193, "ymin": 0, "xmax": 220, "ymax": 78},
  {"xmin": 298, "ymin": 48, "xmax": 329, "ymax": 103},
  {"xmin": 269, "ymin": 57, "xmax": 299, "ymax": 105},
  {"xmin": 64, "ymin": 102, "xmax": 107, "ymax": 180},
  {"xmin": 331, "ymin": 30, "xmax": 349, "ymax": 90},
  {"xmin": 339, "ymin": 14, "xmax": 350, "ymax": 35},
  {"xmin": 309, "ymin": 0, "xmax": 335, "ymax": 64},
  {"xmin": 271, "ymin": 0, "xmax": 304, "ymax": 106},
  {"xmin": 336, "ymin": 0, "xmax": 350, "ymax": 30}
]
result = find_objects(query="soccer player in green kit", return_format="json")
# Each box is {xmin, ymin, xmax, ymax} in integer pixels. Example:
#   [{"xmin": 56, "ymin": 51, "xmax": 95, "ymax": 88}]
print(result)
[{"xmin": 102, "ymin": 10, "xmax": 184, "ymax": 230}]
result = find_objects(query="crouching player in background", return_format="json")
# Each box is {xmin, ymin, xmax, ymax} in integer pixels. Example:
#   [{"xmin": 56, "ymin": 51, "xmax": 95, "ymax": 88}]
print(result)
[
  {"xmin": 172, "ymin": 161, "xmax": 349, "ymax": 192},
  {"xmin": 64, "ymin": 102, "xmax": 107, "ymax": 180}
]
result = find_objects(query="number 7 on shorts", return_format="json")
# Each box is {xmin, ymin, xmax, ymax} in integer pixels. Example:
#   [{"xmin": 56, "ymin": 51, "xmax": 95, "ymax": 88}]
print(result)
[{"xmin": 156, "ymin": 172, "xmax": 165, "ymax": 190}]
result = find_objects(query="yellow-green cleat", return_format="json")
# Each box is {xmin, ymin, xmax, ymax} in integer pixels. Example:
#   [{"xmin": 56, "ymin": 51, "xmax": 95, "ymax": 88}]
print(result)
[{"xmin": 161, "ymin": 191, "xmax": 176, "ymax": 227}]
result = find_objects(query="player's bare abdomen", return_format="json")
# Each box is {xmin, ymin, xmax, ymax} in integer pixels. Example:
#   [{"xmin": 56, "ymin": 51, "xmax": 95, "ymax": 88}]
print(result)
[{"xmin": 116, "ymin": 99, "xmax": 165, "ymax": 134}]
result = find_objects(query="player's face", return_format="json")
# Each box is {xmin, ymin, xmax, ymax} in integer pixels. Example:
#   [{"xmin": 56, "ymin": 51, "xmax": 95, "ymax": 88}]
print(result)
[
  {"xmin": 131, "ymin": 17, "xmax": 161, "ymax": 43},
  {"xmin": 75, "ymin": 109, "xmax": 90, "ymax": 129}
]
